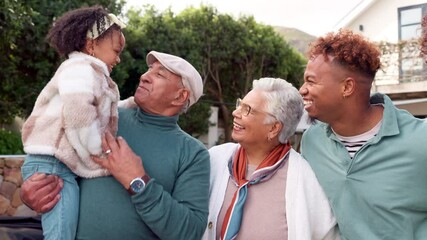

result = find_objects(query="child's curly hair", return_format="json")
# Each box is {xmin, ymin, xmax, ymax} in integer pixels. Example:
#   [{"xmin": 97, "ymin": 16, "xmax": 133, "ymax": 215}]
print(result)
[
  {"xmin": 47, "ymin": 5, "xmax": 121, "ymax": 58},
  {"xmin": 307, "ymin": 29, "xmax": 381, "ymax": 79},
  {"xmin": 420, "ymin": 14, "xmax": 427, "ymax": 61}
]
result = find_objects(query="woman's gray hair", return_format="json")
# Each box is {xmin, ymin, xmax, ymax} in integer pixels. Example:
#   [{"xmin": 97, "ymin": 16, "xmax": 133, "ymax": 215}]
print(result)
[{"xmin": 252, "ymin": 77, "xmax": 304, "ymax": 144}]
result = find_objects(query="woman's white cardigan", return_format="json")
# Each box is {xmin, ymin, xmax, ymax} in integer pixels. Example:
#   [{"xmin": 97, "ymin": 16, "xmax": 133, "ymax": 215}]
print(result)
[{"xmin": 202, "ymin": 143, "xmax": 340, "ymax": 240}]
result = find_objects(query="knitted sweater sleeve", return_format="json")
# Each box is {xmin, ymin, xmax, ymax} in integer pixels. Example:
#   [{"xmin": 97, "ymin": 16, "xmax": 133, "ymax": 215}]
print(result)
[
  {"xmin": 131, "ymin": 143, "xmax": 211, "ymax": 240},
  {"xmin": 58, "ymin": 63, "xmax": 102, "ymax": 158}
]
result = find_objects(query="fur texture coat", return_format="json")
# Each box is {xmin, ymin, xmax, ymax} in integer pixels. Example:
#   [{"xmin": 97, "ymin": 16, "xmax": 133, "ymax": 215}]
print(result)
[{"xmin": 22, "ymin": 52, "xmax": 119, "ymax": 178}]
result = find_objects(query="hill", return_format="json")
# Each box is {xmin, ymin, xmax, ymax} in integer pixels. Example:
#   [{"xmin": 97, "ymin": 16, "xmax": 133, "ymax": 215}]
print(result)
[{"xmin": 273, "ymin": 26, "xmax": 316, "ymax": 56}]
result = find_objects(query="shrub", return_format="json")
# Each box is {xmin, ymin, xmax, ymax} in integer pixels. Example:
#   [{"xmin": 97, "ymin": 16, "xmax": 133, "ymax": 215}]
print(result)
[{"xmin": 0, "ymin": 128, "xmax": 24, "ymax": 154}]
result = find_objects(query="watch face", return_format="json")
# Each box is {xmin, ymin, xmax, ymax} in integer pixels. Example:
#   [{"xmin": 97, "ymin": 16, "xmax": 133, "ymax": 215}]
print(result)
[{"xmin": 131, "ymin": 178, "xmax": 145, "ymax": 193}]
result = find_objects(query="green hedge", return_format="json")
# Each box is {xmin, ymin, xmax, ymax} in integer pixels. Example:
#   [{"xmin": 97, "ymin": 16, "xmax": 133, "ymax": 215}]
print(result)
[{"xmin": 0, "ymin": 128, "xmax": 24, "ymax": 154}]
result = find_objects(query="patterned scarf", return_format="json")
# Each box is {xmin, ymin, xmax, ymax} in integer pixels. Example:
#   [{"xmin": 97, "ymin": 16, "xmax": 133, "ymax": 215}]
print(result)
[{"xmin": 220, "ymin": 143, "xmax": 291, "ymax": 240}]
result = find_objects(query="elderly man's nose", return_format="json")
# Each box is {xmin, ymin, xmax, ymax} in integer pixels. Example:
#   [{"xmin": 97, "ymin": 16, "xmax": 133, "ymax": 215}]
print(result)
[{"xmin": 140, "ymin": 72, "xmax": 150, "ymax": 82}]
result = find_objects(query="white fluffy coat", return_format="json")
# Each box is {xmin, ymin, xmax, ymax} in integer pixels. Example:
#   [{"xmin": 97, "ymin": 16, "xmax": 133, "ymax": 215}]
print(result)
[{"xmin": 21, "ymin": 52, "xmax": 119, "ymax": 178}]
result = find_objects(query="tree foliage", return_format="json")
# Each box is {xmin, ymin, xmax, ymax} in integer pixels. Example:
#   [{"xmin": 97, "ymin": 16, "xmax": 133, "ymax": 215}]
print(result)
[
  {"xmin": 2, "ymin": 3, "xmax": 306, "ymax": 141},
  {"xmin": 0, "ymin": 128, "xmax": 24, "ymax": 154},
  {"xmin": 121, "ymin": 5, "xmax": 306, "ymax": 141},
  {"xmin": 0, "ymin": 0, "xmax": 125, "ymax": 125},
  {"xmin": 1, "ymin": 0, "xmax": 34, "ymax": 124}
]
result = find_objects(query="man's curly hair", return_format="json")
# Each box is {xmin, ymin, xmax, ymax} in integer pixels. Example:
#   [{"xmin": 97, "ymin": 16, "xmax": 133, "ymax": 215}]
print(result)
[
  {"xmin": 307, "ymin": 29, "xmax": 381, "ymax": 79},
  {"xmin": 420, "ymin": 14, "xmax": 427, "ymax": 62},
  {"xmin": 47, "ymin": 5, "xmax": 121, "ymax": 58}
]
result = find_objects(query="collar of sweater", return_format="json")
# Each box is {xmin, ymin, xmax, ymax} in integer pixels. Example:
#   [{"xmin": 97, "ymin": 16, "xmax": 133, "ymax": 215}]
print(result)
[
  {"xmin": 68, "ymin": 51, "xmax": 110, "ymax": 76},
  {"xmin": 135, "ymin": 108, "xmax": 180, "ymax": 129}
]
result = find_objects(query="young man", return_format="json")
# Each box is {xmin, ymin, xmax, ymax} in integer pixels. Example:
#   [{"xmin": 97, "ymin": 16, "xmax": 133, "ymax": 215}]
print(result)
[
  {"xmin": 299, "ymin": 29, "xmax": 427, "ymax": 239},
  {"xmin": 20, "ymin": 51, "xmax": 210, "ymax": 240}
]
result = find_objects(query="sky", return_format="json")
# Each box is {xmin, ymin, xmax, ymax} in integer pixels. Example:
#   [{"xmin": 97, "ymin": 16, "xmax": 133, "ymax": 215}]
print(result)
[{"xmin": 125, "ymin": 0, "xmax": 363, "ymax": 36}]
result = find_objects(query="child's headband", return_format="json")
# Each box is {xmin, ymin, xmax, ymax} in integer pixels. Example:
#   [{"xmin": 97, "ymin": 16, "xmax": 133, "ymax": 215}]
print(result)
[{"xmin": 87, "ymin": 13, "xmax": 126, "ymax": 39}]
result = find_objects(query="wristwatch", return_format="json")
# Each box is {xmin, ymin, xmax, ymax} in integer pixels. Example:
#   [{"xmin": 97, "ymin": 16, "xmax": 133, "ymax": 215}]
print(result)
[{"xmin": 127, "ymin": 175, "xmax": 151, "ymax": 195}]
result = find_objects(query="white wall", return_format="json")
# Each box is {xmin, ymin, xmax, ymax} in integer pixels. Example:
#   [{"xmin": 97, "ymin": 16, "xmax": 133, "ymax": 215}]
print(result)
[
  {"xmin": 342, "ymin": 0, "xmax": 426, "ymax": 43},
  {"xmin": 198, "ymin": 106, "xmax": 221, "ymax": 148}
]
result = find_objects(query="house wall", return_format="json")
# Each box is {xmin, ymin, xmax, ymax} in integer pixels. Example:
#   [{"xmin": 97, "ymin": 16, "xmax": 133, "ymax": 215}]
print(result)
[
  {"xmin": 339, "ymin": 0, "xmax": 427, "ymax": 118},
  {"xmin": 343, "ymin": 0, "xmax": 426, "ymax": 43},
  {"xmin": 375, "ymin": 79, "xmax": 427, "ymax": 94}
]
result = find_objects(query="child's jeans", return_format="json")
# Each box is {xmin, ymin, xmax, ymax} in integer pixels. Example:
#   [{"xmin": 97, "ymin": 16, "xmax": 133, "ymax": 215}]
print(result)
[{"xmin": 21, "ymin": 154, "xmax": 79, "ymax": 240}]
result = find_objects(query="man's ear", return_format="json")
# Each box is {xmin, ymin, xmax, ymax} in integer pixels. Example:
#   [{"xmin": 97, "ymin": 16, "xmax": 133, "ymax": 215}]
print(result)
[
  {"xmin": 172, "ymin": 88, "xmax": 190, "ymax": 106},
  {"xmin": 342, "ymin": 77, "xmax": 355, "ymax": 98}
]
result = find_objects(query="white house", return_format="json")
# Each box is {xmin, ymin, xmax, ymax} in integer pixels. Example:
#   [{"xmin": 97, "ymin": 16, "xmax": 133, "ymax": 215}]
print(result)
[{"xmin": 334, "ymin": 0, "xmax": 427, "ymax": 117}]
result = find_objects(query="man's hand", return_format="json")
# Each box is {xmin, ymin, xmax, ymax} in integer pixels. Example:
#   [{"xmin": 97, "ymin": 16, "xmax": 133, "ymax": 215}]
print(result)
[
  {"xmin": 92, "ymin": 131, "xmax": 146, "ymax": 190},
  {"xmin": 20, "ymin": 173, "xmax": 63, "ymax": 213}
]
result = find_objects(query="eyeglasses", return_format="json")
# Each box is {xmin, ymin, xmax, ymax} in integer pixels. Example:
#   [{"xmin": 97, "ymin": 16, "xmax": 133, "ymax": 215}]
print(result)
[{"xmin": 235, "ymin": 98, "xmax": 276, "ymax": 118}]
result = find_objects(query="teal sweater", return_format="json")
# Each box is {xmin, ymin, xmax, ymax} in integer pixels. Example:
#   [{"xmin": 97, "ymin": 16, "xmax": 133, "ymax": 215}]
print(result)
[
  {"xmin": 76, "ymin": 108, "xmax": 210, "ymax": 240},
  {"xmin": 301, "ymin": 93, "xmax": 427, "ymax": 239}
]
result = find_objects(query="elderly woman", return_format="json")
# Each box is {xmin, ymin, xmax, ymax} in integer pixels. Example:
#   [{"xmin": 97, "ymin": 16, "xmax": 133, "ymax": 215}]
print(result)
[{"xmin": 202, "ymin": 78, "xmax": 339, "ymax": 240}]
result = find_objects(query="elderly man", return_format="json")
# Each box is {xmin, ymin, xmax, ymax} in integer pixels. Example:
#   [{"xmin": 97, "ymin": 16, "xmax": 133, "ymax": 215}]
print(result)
[{"xmin": 20, "ymin": 51, "xmax": 210, "ymax": 240}]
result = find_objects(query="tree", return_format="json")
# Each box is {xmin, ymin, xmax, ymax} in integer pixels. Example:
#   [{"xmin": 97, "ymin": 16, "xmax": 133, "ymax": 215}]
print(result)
[
  {"xmin": 2, "ymin": 3, "xmax": 306, "ymax": 141},
  {"xmin": 176, "ymin": 6, "xmax": 306, "ymax": 141},
  {"xmin": 119, "ymin": 6, "xmax": 212, "ymax": 136},
  {"xmin": 121, "ymin": 5, "xmax": 306, "ymax": 141},
  {"xmin": 1, "ymin": 0, "xmax": 35, "ymax": 124},
  {"xmin": 0, "ymin": 0, "xmax": 125, "ymax": 125}
]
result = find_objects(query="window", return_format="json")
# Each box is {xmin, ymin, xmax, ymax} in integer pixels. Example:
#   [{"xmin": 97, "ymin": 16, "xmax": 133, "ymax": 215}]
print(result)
[
  {"xmin": 398, "ymin": 4, "xmax": 427, "ymax": 82},
  {"xmin": 398, "ymin": 4, "xmax": 426, "ymax": 41}
]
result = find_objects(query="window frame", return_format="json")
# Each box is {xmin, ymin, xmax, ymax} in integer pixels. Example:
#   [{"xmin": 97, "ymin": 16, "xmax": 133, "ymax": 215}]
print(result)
[
  {"xmin": 397, "ymin": 3, "xmax": 427, "ymax": 82},
  {"xmin": 398, "ymin": 3, "xmax": 427, "ymax": 41}
]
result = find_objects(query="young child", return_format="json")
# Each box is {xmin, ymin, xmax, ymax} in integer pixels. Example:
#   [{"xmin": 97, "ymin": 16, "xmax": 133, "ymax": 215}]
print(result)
[{"xmin": 20, "ymin": 5, "xmax": 126, "ymax": 240}]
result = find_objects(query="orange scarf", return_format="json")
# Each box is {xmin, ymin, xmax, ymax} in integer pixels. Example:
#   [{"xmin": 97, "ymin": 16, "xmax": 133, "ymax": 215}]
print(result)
[{"xmin": 220, "ymin": 143, "xmax": 291, "ymax": 240}]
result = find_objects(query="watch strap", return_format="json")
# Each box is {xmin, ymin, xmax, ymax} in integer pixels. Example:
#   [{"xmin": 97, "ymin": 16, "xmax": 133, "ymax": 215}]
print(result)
[
  {"xmin": 141, "ymin": 174, "xmax": 151, "ymax": 184},
  {"xmin": 127, "ymin": 175, "xmax": 151, "ymax": 195}
]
